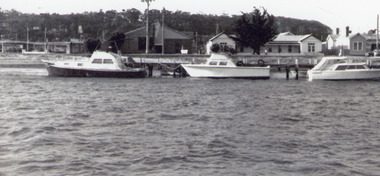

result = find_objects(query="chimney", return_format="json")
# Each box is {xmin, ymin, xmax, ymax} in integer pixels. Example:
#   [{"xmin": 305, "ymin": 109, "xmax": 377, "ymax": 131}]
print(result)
[
  {"xmin": 346, "ymin": 26, "xmax": 352, "ymax": 37},
  {"xmin": 336, "ymin": 28, "xmax": 340, "ymax": 35}
]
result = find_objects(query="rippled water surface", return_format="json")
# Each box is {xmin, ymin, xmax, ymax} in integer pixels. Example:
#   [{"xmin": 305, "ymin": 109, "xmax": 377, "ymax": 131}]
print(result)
[{"xmin": 1, "ymin": 69, "xmax": 380, "ymax": 176}]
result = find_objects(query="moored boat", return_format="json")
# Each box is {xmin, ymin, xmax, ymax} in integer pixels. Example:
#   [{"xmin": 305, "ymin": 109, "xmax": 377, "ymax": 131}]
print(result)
[
  {"xmin": 307, "ymin": 57, "xmax": 380, "ymax": 81},
  {"xmin": 42, "ymin": 51, "xmax": 146, "ymax": 78},
  {"xmin": 181, "ymin": 52, "xmax": 270, "ymax": 79}
]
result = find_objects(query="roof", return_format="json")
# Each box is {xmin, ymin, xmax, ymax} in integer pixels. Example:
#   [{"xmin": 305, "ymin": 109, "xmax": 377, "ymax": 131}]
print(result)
[
  {"xmin": 209, "ymin": 32, "xmax": 235, "ymax": 42},
  {"xmin": 327, "ymin": 34, "xmax": 340, "ymax": 41},
  {"xmin": 352, "ymin": 33, "xmax": 379, "ymax": 41},
  {"xmin": 154, "ymin": 22, "xmax": 191, "ymax": 45},
  {"xmin": 124, "ymin": 26, "xmax": 146, "ymax": 36},
  {"xmin": 267, "ymin": 32, "xmax": 313, "ymax": 44}
]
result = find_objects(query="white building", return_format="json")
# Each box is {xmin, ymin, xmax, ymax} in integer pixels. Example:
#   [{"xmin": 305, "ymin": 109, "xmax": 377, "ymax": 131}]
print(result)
[
  {"xmin": 206, "ymin": 32, "xmax": 236, "ymax": 54},
  {"xmin": 263, "ymin": 32, "xmax": 322, "ymax": 55}
]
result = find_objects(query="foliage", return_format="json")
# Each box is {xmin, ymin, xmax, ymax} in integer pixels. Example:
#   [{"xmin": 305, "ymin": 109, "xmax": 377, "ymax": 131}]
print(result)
[
  {"xmin": 234, "ymin": 7, "xmax": 278, "ymax": 54},
  {"xmin": 0, "ymin": 8, "xmax": 332, "ymax": 51},
  {"xmin": 85, "ymin": 39, "xmax": 101, "ymax": 53},
  {"xmin": 107, "ymin": 32, "xmax": 126, "ymax": 53},
  {"xmin": 275, "ymin": 16, "xmax": 332, "ymax": 41},
  {"xmin": 210, "ymin": 43, "xmax": 220, "ymax": 52}
]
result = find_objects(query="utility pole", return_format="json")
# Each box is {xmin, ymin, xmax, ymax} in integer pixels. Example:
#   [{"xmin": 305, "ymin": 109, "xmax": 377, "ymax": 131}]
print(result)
[
  {"xmin": 142, "ymin": 0, "xmax": 154, "ymax": 54},
  {"xmin": 162, "ymin": 7, "xmax": 165, "ymax": 54},
  {"xmin": 377, "ymin": 14, "xmax": 379, "ymax": 56},
  {"xmin": 26, "ymin": 25, "xmax": 29, "ymax": 51}
]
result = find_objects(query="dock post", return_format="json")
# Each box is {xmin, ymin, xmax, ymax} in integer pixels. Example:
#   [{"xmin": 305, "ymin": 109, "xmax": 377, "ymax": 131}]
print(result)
[
  {"xmin": 286, "ymin": 66, "xmax": 289, "ymax": 80},
  {"xmin": 181, "ymin": 66, "xmax": 187, "ymax": 77},
  {"xmin": 148, "ymin": 64, "xmax": 153, "ymax": 77}
]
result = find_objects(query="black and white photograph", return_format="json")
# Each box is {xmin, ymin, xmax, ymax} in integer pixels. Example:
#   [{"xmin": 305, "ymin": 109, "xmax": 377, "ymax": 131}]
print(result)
[{"xmin": 1, "ymin": 0, "xmax": 380, "ymax": 175}]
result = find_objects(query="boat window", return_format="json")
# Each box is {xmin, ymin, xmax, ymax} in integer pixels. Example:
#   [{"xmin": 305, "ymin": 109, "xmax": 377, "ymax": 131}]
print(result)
[
  {"xmin": 103, "ymin": 59, "xmax": 113, "ymax": 64},
  {"xmin": 77, "ymin": 63, "xmax": 83, "ymax": 66},
  {"xmin": 347, "ymin": 65, "xmax": 357, "ymax": 70},
  {"xmin": 92, "ymin": 59, "xmax": 102, "ymax": 64},
  {"xmin": 356, "ymin": 65, "xmax": 365, "ymax": 69},
  {"xmin": 209, "ymin": 61, "xmax": 218, "ymax": 65},
  {"xmin": 335, "ymin": 65, "xmax": 348, "ymax": 70},
  {"xmin": 219, "ymin": 62, "xmax": 228, "ymax": 66}
]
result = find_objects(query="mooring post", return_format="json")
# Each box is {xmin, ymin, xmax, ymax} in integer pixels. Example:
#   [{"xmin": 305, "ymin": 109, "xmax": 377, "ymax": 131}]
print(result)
[
  {"xmin": 286, "ymin": 66, "xmax": 289, "ymax": 80},
  {"xmin": 148, "ymin": 64, "xmax": 153, "ymax": 77},
  {"xmin": 181, "ymin": 67, "xmax": 187, "ymax": 77}
]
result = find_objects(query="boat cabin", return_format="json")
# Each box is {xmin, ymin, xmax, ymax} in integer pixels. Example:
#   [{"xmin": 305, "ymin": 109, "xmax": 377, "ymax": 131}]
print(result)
[
  {"xmin": 333, "ymin": 64, "xmax": 368, "ymax": 71},
  {"xmin": 204, "ymin": 53, "xmax": 237, "ymax": 67},
  {"xmin": 49, "ymin": 51, "xmax": 126, "ymax": 70},
  {"xmin": 310, "ymin": 57, "xmax": 368, "ymax": 71}
]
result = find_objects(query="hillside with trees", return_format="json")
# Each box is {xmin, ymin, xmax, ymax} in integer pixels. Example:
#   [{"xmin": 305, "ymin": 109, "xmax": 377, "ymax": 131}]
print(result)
[{"xmin": 0, "ymin": 8, "xmax": 332, "ymax": 43}]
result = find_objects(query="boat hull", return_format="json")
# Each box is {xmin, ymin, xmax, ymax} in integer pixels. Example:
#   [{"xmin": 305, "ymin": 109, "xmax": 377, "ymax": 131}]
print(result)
[
  {"xmin": 181, "ymin": 65, "xmax": 270, "ymax": 79},
  {"xmin": 46, "ymin": 65, "xmax": 146, "ymax": 78},
  {"xmin": 308, "ymin": 70, "xmax": 380, "ymax": 81}
]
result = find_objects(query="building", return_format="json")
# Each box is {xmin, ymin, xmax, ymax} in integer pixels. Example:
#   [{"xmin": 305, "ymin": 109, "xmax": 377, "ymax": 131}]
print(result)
[
  {"xmin": 325, "ymin": 28, "xmax": 351, "ymax": 55},
  {"xmin": 0, "ymin": 40, "xmax": 84, "ymax": 54},
  {"xmin": 262, "ymin": 32, "xmax": 322, "ymax": 55},
  {"xmin": 205, "ymin": 32, "xmax": 236, "ymax": 54},
  {"xmin": 122, "ymin": 22, "xmax": 192, "ymax": 54},
  {"xmin": 349, "ymin": 33, "xmax": 380, "ymax": 56}
]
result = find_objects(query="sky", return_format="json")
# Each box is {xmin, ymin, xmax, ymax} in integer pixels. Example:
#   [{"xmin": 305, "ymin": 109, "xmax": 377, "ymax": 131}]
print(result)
[{"xmin": 2, "ymin": 0, "xmax": 380, "ymax": 35}]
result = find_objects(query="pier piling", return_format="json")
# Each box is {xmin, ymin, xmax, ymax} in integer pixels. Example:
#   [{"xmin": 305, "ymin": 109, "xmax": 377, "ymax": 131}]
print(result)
[{"xmin": 286, "ymin": 66, "xmax": 289, "ymax": 80}]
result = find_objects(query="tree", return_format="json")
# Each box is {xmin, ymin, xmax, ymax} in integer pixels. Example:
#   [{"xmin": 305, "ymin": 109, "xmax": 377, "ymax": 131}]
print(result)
[
  {"xmin": 85, "ymin": 39, "xmax": 101, "ymax": 53},
  {"xmin": 234, "ymin": 7, "xmax": 277, "ymax": 54},
  {"xmin": 107, "ymin": 32, "xmax": 125, "ymax": 53}
]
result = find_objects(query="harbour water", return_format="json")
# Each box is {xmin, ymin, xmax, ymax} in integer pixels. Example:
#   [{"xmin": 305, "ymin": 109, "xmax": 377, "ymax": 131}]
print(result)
[{"xmin": 1, "ymin": 68, "xmax": 380, "ymax": 176}]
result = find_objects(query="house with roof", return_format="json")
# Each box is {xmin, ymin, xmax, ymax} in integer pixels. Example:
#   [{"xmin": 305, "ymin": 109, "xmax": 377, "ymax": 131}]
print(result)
[
  {"xmin": 206, "ymin": 32, "xmax": 236, "ymax": 54},
  {"xmin": 262, "ymin": 32, "xmax": 322, "ymax": 55},
  {"xmin": 325, "ymin": 28, "xmax": 350, "ymax": 55},
  {"xmin": 205, "ymin": 32, "xmax": 256, "ymax": 54},
  {"xmin": 121, "ymin": 22, "xmax": 192, "ymax": 54},
  {"xmin": 349, "ymin": 33, "xmax": 380, "ymax": 56}
]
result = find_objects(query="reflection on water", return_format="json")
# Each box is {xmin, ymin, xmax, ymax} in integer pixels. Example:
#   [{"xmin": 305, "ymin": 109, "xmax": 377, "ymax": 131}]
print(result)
[{"xmin": 1, "ymin": 68, "xmax": 380, "ymax": 175}]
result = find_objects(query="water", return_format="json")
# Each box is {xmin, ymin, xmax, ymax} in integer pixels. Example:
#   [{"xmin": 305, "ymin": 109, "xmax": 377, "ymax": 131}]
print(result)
[{"xmin": 1, "ymin": 68, "xmax": 380, "ymax": 176}]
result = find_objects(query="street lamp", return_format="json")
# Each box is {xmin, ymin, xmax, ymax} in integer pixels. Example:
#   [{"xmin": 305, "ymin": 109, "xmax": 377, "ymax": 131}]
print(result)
[{"xmin": 142, "ymin": 0, "xmax": 154, "ymax": 54}]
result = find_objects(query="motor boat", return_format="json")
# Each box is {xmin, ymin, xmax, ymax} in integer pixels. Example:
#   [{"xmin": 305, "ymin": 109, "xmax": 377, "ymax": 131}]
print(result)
[
  {"xmin": 42, "ymin": 51, "xmax": 146, "ymax": 78},
  {"xmin": 181, "ymin": 52, "xmax": 270, "ymax": 79},
  {"xmin": 307, "ymin": 57, "xmax": 380, "ymax": 81}
]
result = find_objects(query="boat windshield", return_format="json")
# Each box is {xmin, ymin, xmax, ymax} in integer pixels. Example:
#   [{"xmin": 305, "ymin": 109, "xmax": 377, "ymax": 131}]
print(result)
[{"xmin": 312, "ymin": 58, "xmax": 347, "ymax": 71}]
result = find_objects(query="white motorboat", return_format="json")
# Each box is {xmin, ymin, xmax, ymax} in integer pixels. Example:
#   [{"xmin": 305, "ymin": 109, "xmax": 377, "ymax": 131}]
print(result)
[
  {"xmin": 42, "ymin": 51, "xmax": 146, "ymax": 78},
  {"xmin": 307, "ymin": 57, "xmax": 380, "ymax": 81},
  {"xmin": 181, "ymin": 53, "xmax": 270, "ymax": 79}
]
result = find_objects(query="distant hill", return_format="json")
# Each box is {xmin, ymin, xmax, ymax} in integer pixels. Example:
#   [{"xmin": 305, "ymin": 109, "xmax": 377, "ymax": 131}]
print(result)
[
  {"xmin": 0, "ymin": 9, "xmax": 332, "ymax": 42},
  {"xmin": 275, "ymin": 16, "xmax": 332, "ymax": 41}
]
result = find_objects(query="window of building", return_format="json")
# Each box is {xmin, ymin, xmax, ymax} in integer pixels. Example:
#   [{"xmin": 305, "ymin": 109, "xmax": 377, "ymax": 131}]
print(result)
[
  {"xmin": 288, "ymin": 45, "xmax": 292, "ymax": 52},
  {"xmin": 268, "ymin": 47, "xmax": 272, "ymax": 52},
  {"xmin": 353, "ymin": 42, "xmax": 363, "ymax": 51},
  {"xmin": 278, "ymin": 46, "xmax": 282, "ymax": 53},
  {"xmin": 308, "ymin": 43, "xmax": 315, "ymax": 52}
]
